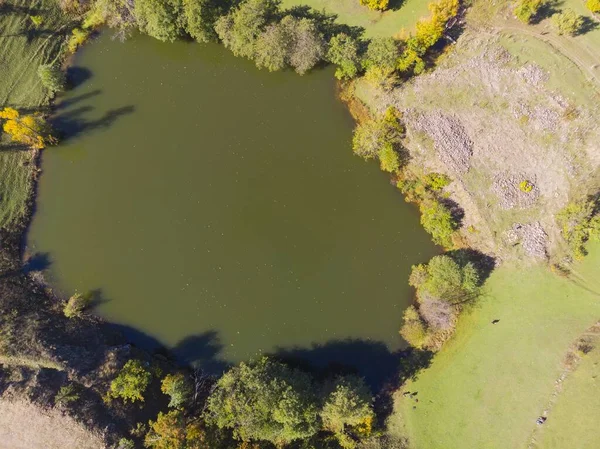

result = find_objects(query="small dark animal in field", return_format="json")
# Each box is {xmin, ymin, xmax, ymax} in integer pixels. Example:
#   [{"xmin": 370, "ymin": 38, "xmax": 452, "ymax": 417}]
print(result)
[
  {"xmin": 536, "ymin": 416, "xmax": 547, "ymax": 425},
  {"xmin": 492, "ymin": 319, "xmax": 500, "ymax": 324}
]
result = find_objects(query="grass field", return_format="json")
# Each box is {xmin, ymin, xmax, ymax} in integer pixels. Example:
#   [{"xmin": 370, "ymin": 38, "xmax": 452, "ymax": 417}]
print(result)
[
  {"xmin": 0, "ymin": 0, "xmax": 74, "ymax": 229},
  {"xmin": 534, "ymin": 340, "xmax": 600, "ymax": 449},
  {"xmin": 280, "ymin": 0, "xmax": 431, "ymax": 37},
  {"xmin": 390, "ymin": 242, "xmax": 600, "ymax": 449}
]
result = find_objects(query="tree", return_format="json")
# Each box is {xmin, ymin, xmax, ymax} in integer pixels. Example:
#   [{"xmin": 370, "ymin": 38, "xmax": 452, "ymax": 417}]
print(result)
[
  {"xmin": 400, "ymin": 306, "xmax": 428, "ymax": 348},
  {"xmin": 145, "ymin": 410, "xmax": 208, "ymax": 449},
  {"xmin": 359, "ymin": 0, "xmax": 389, "ymax": 11},
  {"xmin": 109, "ymin": 359, "xmax": 152, "ymax": 403},
  {"xmin": 327, "ymin": 33, "xmax": 361, "ymax": 80},
  {"xmin": 557, "ymin": 198, "xmax": 600, "ymax": 258},
  {"xmin": 552, "ymin": 9, "xmax": 584, "ymax": 35},
  {"xmin": 419, "ymin": 297, "xmax": 456, "ymax": 331},
  {"xmin": 38, "ymin": 64, "xmax": 66, "ymax": 95},
  {"xmin": 204, "ymin": 357, "xmax": 319, "ymax": 446},
  {"xmin": 419, "ymin": 200, "xmax": 457, "ymax": 247},
  {"xmin": 588, "ymin": 0, "xmax": 600, "ymax": 13},
  {"xmin": 0, "ymin": 107, "xmax": 52, "ymax": 149},
  {"xmin": 161, "ymin": 372, "xmax": 193, "ymax": 408},
  {"xmin": 409, "ymin": 255, "xmax": 479, "ymax": 304},
  {"xmin": 362, "ymin": 37, "xmax": 399, "ymax": 84},
  {"xmin": 68, "ymin": 28, "xmax": 90, "ymax": 53},
  {"xmin": 352, "ymin": 107, "xmax": 403, "ymax": 162},
  {"xmin": 135, "ymin": 0, "xmax": 183, "ymax": 42},
  {"xmin": 321, "ymin": 376, "xmax": 374, "ymax": 448},
  {"xmin": 214, "ymin": 0, "xmax": 279, "ymax": 59},
  {"xmin": 514, "ymin": 0, "xmax": 547, "ymax": 24},
  {"xmin": 182, "ymin": 0, "xmax": 221, "ymax": 43},
  {"xmin": 254, "ymin": 21, "xmax": 291, "ymax": 72},
  {"xmin": 287, "ymin": 17, "xmax": 326, "ymax": 75}
]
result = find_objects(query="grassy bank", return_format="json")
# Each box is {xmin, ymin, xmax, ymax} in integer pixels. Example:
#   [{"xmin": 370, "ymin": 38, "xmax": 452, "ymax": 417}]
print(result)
[
  {"xmin": 280, "ymin": 0, "xmax": 431, "ymax": 37},
  {"xmin": 0, "ymin": 0, "xmax": 74, "ymax": 229},
  {"xmin": 390, "ymin": 243, "xmax": 600, "ymax": 449}
]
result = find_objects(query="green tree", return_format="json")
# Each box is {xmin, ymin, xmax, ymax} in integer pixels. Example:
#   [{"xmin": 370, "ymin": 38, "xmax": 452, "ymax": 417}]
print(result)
[
  {"xmin": 135, "ymin": 0, "xmax": 183, "ymax": 42},
  {"xmin": 557, "ymin": 198, "xmax": 600, "ymax": 258},
  {"xmin": 552, "ymin": 9, "xmax": 584, "ymax": 35},
  {"xmin": 327, "ymin": 33, "xmax": 361, "ymax": 80},
  {"xmin": 378, "ymin": 142, "xmax": 400, "ymax": 173},
  {"xmin": 161, "ymin": 372, "xmax": 193, "ymax": 408},
  {"xmin": 83, "ymin": 0, "xmax": 137, "ymax": 39},
  {"xmin": 588, "ymin": 0, "xmax": 600, "ymax": 13},
  {"xmin": 419, "ymin": 200, "xmax": 457, "ymax": 248},
  {"xmin": 38, "ymin": 64, "xmax": 66, "ymax": 95},
  {"xmin": 109, "ymin": 359, "xmax": 152, "ymax": 403},
  {"xmin": 287, "ymin": 17, "xmax": 326, "ymax": 75},
  {"xmin": 182, "ymin": 0, "xmax": 221, "ymax": 43},
  {"xmin": 514, "ymin": 0, "xmax": 547, "ymax": 24},
  {"xmin": 63, "ymin": 292, "xmax": 91, "ymax": 318},
  {"xmin": 362, "ymin": 37, "xmax": 399, "ymax": 83},
  {"xmin": 321, "ymin": 376, "xmax": 374, "ymax": 448},
  {"xmin": 214, "ymin": 0, "xmax": 279, "ymax": 59},
  {"xmin": 204, "ymin": 357, "xmax": 319, "ymax": 446},
  {"xmin": 410, "ymin": 255, "xmax": 479, "ymax": 304},
  {"xmin": 255, "ymin": 21, "xmax": 290, "ymax": 71}
]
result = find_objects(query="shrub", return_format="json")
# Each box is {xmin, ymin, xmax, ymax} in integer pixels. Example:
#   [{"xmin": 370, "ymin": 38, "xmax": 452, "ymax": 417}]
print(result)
[
  {"xmin": 109, "ymin": 359, "xmax": 152, "ymax": 403},
  {"xmin": 419, "ymin": 200, "xmax": 457, "ymax": 248},
  {"xmin": 410, "ymin": 255, "xmax": 480, "ymax": 303},
  {"xmin": 400, "ymin": 306, "xmax": 428, "ymax": 348},
  {"xmin": 514, "ymin": 0, "xmax": 547, "ymax": 24},
  {"xmin": 419, "ymin": 298, "xmax": 456, "ymax": 331},
  {"xmin": 55, "ymin": 383, "xmax": 80, "ymax": 405},
  {"xmin": 118, "ymin": 438, "xmax": 136, "ymax": 449},
  {"xmin": 321, "ymin": 376, "xmax": 374, "ymax": 448},
  {"xmin": 424, "ymin": 173, "xmax": 451, "ymax": 191},
  {"xmin": 68, "ymin": 28, "xmax": 90, "ymax": 53},
  {"xmin": 161, "ymin": 372, "xmax": 193, "ymax": 408},
  {"xmin": 359, "ymin": 0, "xmax": 389, "ymax": 11},
  {"xmin": 327, "ymin": 33, "xmax": 361, "ymax": 80},
  {"xmin": 519, "ymin": 180, "xmax": 534, "ymax": 193},
  {"xmin": 205, "ymin": 357, "xmax": 319, "ymax": 446},
  {"xmin": 378, "ymin": 143, "xmax": 400, "ymax": 173},
  {"xmin": 588, "ymin": 0, "xmax": 600, "ymax": 13},
  {"xmin": 0, "ymin": 107, "xmax": 53, "ymax": 149},
  {"xmin": 556, "ymin": 198, "xmax": 600, "ymax": 258},
  {"xmin": 552, "ymin": 9, "xmax": 584, "ymax": 35},
  {"xmin": 38, "ymin": 64, "xmax": 66, "ymax": 95},
  {"xmin": 29, "ymin": 15, "xmax": 44, "ymax": 28},
  {"xmin": 64, "ymin": 292, "xmax": 91, "ymax": 318}
]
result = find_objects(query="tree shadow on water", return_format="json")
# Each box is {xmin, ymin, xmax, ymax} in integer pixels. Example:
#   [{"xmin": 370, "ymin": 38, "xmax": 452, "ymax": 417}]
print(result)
[
  {"xmin": 65, "ymin": 67, "xmax": 93, "ymax": 89},
  {"xmin": 22, "ymin": 252, "xmax": 51, "ymax": 273},
  {"xmin": 52, "ymin": 105, "xmax": 135, "ymax": 141},
  {"xmin": 171, "ymin": 331, "xmax": 230, "ymax": 374}
]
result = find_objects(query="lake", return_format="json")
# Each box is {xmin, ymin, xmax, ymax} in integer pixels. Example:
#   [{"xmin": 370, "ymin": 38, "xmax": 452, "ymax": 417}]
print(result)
[{"xmin": 27, "ymin": 32, "xmax": 437, "ymax": 373}]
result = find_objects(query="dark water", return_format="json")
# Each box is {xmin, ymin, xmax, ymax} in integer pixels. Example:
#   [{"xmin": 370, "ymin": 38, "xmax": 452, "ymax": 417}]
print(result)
[{"xmin": 27, "ymin": 33, "xmax": 436, "ymax": 372}]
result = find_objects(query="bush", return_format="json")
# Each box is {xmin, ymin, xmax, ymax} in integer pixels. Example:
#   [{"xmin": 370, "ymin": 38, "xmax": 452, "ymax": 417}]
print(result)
[
  {"xmin": 359, "ymin": 0, "xmax": 389, "ymax": 11},
  {"xmin": 63, "ymin": 292, "xmax": 91, "ymax": 318},
  {"xmin": 588, "ymin": 0, "xmax": 600, "ymax": 13},
  {"xmin": 410, "ymin": 254, "xmax": 479, "ymax": 304},
  {"xmin": 321, "ymin": 376, "xmax": 374, "ymax": 448},
  {"xmin": 552, "ymin": 9, "xmax": 584, "ymax": 35},
  {"xmin": 38, "ymin": 64, "xmax": 66, "ymax": 95},
  {"xmin": 419, "ymin": 298, "xmax": 456, "ymax": 331},
  {"xmin": 419, "ymin": 200, "xmax": 457, "ymax": 248},
  {"xmin": 68, "ymin": 28, "xmax": 90, "ymax": 53},
  {"xmin": 109, "ymin": 359, "xmax": 152, "ymax": 403},
  {"xmin": 400, "ymin": 306, "xmax": 428, "ymax": 348},
  {"xmin": 205, "ymin": 357, "xmax": 319, "ymax": 446},
  {"xmin": 55, "ymin": 383, "xmax": 80, "ymax": 405},
  {"xmin": 519, "ymin": 180, "xmax": 534, "ymax": 193},
  {"xmin": 161, "ymin": 372, "xmax": 193, "ymax": 408},
  {"xmin": 514, "ymin": 0, "xmax": 547, "ymax": 24},
  {"xmin": 556, "ymin": 198, "xmax": 600, "ymax": 258},
  {"xmin": 378, "ymin": 143, "xmax": 400, "ymax": 173},
  {"xmin": 118, "ymin": 438, "xmax": 136, "ymax": 449}
]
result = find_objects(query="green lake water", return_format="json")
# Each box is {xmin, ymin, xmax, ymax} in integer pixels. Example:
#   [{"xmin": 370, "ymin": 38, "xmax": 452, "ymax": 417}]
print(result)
[{"xmin": 27, "ymin": 33, "xmax": 437, "ymax": 372}]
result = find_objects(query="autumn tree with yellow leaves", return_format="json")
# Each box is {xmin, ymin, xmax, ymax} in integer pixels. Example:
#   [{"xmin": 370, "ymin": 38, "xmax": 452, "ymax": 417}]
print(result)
[{"xmin": 0, "ymin": 107, "xmax": 54, "ymax": 149}]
